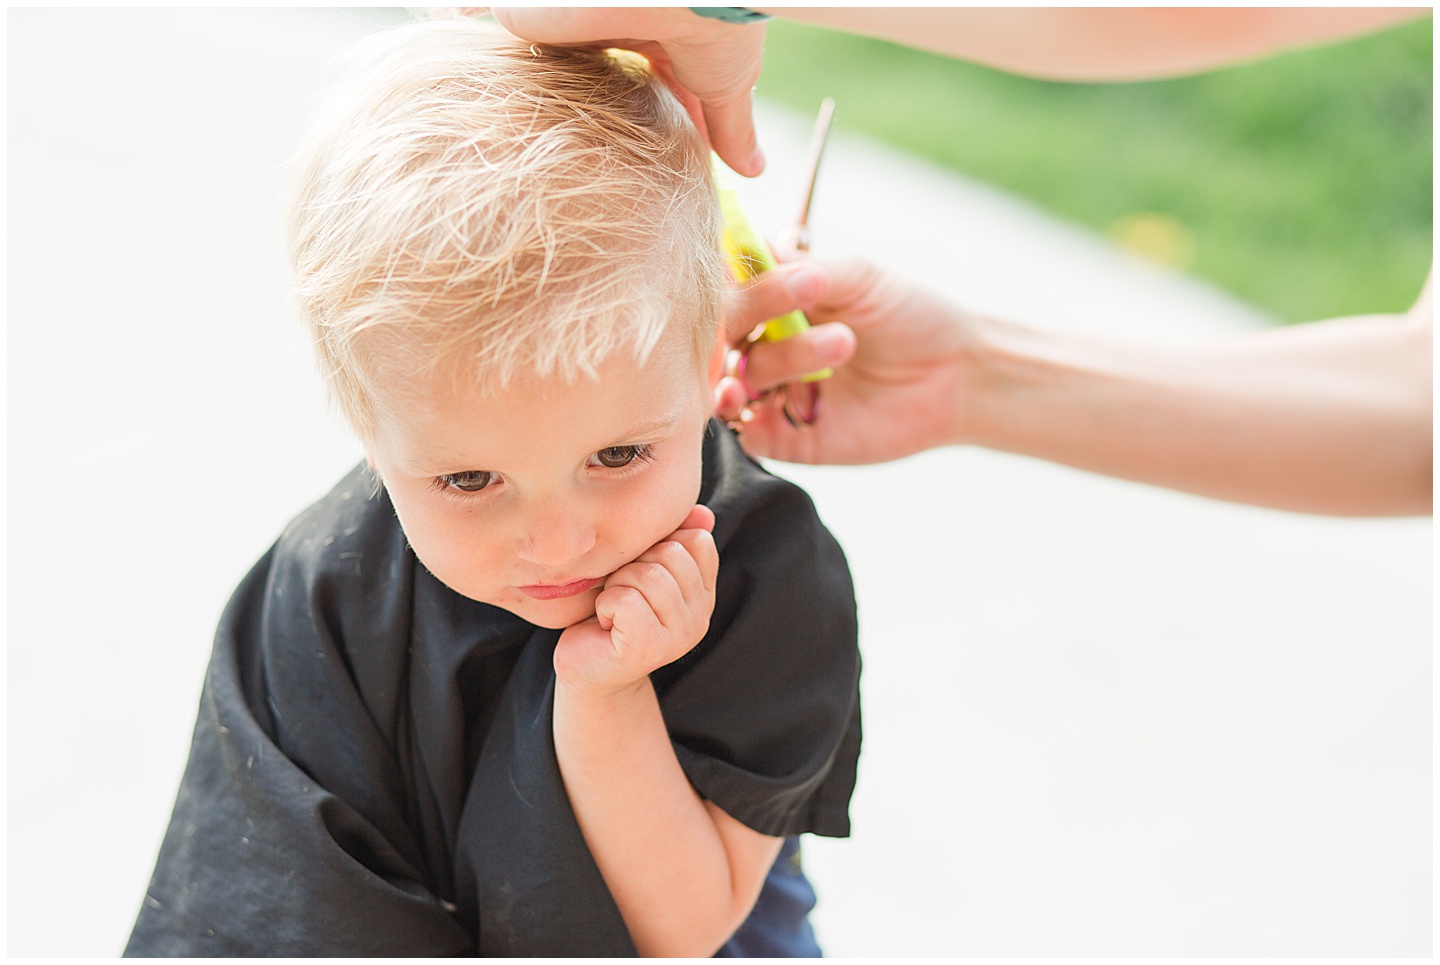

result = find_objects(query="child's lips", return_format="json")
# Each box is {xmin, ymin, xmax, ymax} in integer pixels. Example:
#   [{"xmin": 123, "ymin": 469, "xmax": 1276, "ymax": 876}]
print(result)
[{"xmin": 517, "ymin": 577, "xmax": 603, "ymax": 601}]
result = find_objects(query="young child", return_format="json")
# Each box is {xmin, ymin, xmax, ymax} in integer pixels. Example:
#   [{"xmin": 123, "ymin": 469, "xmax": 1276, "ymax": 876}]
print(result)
[{"xmin": 126, "ymin": 17, "xmax": 859, "ymax": 958}]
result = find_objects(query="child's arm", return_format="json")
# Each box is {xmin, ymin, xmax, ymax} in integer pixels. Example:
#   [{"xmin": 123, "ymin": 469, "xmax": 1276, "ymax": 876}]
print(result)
[{"xmin": 551, "ymin": 504, "xmax": 783, "ymax": 957}]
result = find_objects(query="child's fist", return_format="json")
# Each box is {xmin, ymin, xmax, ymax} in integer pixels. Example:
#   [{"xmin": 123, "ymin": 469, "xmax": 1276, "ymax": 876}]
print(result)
[{"xmin": 554, "ymin": 505, "xmax": 718, "ymax": 697}]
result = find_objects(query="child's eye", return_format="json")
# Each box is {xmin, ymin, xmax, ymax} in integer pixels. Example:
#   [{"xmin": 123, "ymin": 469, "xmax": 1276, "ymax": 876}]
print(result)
[
  {"xmin": 437, "ymin": 470, "xmax": 496, "ymax": 493},
  {"xmin": 591, "ymin": 444, "xmax": 654, "ymax": 469}
]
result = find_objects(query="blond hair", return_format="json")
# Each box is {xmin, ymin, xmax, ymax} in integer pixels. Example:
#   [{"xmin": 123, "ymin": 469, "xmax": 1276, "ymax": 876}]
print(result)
[{"xmin": 287, "ymin": 17, "xmax": 724, "ymax": 439}]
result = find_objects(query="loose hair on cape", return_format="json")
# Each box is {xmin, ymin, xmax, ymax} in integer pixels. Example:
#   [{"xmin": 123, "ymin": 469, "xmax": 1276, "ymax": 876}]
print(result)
[{"xmin": 287, "ymin": 16, "xmax": 725, "ymax": 439}]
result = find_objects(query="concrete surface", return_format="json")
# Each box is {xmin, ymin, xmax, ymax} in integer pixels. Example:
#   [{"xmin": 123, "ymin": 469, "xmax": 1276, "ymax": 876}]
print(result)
[{"xmin": 7, "ymin": 8, "xmax": 1431, "ymax": 958}]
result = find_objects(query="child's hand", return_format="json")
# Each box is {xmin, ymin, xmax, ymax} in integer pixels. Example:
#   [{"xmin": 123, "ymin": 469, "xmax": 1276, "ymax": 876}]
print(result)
[{"xmin": 554, "ymin": 505, "xmax": 718, "ymax": 698}]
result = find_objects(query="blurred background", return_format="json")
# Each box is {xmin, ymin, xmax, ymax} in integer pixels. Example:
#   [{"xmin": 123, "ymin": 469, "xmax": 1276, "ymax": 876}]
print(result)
[
  {"xmin": 760, "ymin": 15, "xmax": 1432, "ymax": 323},
  {"xmin": 7, "ymin": 7, "xmax": 1431, "ymax": 958}
]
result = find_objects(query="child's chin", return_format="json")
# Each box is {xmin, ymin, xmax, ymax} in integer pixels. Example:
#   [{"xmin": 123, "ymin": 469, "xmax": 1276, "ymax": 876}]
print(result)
[{"xmin": 510, "ymin": 597, "xmax": 597, "ymax": 631}]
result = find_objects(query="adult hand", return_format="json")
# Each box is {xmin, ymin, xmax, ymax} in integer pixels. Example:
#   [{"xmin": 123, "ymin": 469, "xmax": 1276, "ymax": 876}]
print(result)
[
  {"xmin": 489, "ymin": 7, "xmax": 768, "ymax": 176},
  {"xmin": 717, "ymin": 260, "xmax": 983, "ymax": 465}
]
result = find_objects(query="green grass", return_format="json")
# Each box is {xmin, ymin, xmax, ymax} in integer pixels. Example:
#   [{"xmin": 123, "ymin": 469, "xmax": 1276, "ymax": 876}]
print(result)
[{"xmin": 757, "ymin": 17, "xmax": 1432, "ymax": 323}]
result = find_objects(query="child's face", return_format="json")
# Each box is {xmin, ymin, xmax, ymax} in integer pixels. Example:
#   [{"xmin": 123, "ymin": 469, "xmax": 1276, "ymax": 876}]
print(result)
[{"xmin": 367, "ymin": 330, "xmax": 722, "ymax": 630}]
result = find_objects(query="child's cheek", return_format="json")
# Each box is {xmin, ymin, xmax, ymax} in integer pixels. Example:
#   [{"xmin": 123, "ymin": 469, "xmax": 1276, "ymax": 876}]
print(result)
[
  {"xmin": 615, "ymin": 449, "xmax": 704, "ymax": 556},
  {"xmin": 390, "ymin": 484, "xmax": 491, "ymax": 600}
]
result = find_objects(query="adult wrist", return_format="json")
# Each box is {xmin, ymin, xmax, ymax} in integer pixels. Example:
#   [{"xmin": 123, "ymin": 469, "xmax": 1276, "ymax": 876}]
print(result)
[
  {"xmin": 954, "ymin": 312, "xmax": 1039, "ymax": 451},
  {"xmin": 689, "ymin": 8, "xmax": 772, "ymax": 25}
]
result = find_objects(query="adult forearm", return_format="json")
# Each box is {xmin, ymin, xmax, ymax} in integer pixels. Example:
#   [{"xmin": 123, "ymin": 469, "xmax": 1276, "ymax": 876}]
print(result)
[
  {"xmin": 758, "ymin": 8, "xmax": 1423, "ymax": 81},
  {"xmin": 966, "ymin": 311, "xmax": 1432, "ymax": 516},
  {"xmin": 553, "ymin": 677, "xmax": 778, "ymax": 957}
]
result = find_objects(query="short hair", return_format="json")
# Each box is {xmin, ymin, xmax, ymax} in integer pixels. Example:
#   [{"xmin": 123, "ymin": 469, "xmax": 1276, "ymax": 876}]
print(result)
[{"xmin": 287, "ymin": 17, "xmax": 725, "ymax": 439}]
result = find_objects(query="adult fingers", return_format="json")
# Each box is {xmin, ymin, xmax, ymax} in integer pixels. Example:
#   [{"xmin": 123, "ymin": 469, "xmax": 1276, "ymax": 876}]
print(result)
[
  {"xmin": 646, "ymin": 52, "xmax": 713, "ymax": 145},
  {"xmin": 723, "ymin": 262, "xmax": 831, "ymax": 345},
  {"xmin": 714, "ymin": 321, "xmax": 857, "ymax": 420},
  {"xmin": 714, "ymin": 376, "xmax": 750, "ymax": 424},
  {"xmin": 492, "ymin": 8, "xmax": 768, "ymax": 176},
  {"xmin": 734, "ymin": 323, "xmax": 857, "ymax": 397},
  {"xmin": 490, "ymin": 7, "xmax": 690, "ymax": 47},
  {"xmin": 702, "ymin": 89, "xmax": 764, "ymax": 177},
  {"xmin": 730, "ymin": 403, "xmax": 825, "ymax": 465}
]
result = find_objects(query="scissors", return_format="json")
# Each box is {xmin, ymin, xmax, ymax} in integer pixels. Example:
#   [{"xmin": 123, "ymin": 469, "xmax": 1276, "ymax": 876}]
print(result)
[
  {"xmin": 775, "ymin": 96, "xmax": 835, "ymax": 260},
  {"xmin": 719, "ymin": 97, "xmax": 836, "ymax": 429}
]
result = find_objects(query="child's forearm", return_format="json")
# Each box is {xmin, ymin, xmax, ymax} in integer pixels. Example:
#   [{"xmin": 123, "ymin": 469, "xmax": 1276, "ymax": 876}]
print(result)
[{"xmin": 553, "ymin": 676, "xmax": 782, "ymax": 957}]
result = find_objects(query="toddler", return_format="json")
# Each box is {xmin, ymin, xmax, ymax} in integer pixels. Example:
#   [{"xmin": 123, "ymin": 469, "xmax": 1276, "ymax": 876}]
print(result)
[{"xmin": 126, "ymin": 18, "xmax": 859, "ymax": 957}]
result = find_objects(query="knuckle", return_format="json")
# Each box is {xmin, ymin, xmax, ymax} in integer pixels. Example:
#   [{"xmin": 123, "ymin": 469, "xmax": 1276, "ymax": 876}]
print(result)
[
  {"xmin": 635, "ymin": 560, "xmax": 670, "ymax": 585},
  {"xmin": 611, "ymin": 584, "xmax": 646, "ymax": 610},
  {"xmin": 694, "ymin": 535, "xmax": 718, "ymax": 563},
  {"xmin": 668, "ymin": 536, "xmax": 701, "ymax": 560},
  {"xmin": 661, "ymin": 542, "xmax": 696, "ymax": 570},
  {"xmin": 642, "ymin": 539, "xmax": 679, "ymax": 558},
  {"xmin": 596, "ymin": 583, "xmax": 627, "ymax": 605}
]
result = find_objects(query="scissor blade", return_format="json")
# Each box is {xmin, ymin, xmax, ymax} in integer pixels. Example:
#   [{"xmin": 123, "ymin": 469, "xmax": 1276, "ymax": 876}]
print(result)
[{"xmin": 793, "ymin": 97, "xmax": 836, "ymax": 245}]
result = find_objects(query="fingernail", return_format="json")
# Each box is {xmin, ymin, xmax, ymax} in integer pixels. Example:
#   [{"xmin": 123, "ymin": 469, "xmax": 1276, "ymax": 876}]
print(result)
[
  {"xmin": 810, "ymin": 325, "xmax": 850, "ymax": 363},
  {"xmin": 747, "ymin": 146, "xmax": 765, "ymax": 176},
  {"xmin": 785, "ymin": 266, "xmax": 826, "ymax": 303}
]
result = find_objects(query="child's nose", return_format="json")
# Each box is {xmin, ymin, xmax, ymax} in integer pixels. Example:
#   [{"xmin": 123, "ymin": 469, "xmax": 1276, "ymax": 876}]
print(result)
[{"xmin": 514, "ymin": 507, "xmax": 597, "ymax": 571}]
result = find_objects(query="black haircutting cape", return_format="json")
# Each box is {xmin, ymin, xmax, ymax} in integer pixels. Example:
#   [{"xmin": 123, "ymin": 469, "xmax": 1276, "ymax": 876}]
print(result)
[{"xmin": 126, "ymin": 423, "xmax": 861, "ymax": 957}]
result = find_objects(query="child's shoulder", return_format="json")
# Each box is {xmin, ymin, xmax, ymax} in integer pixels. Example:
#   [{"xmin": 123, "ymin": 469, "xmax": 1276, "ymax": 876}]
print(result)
[
  {"xmin": 660, "ymin": 424, "xmax": 860, "ymax": 840},
  {"xmin": 264, "ymin": 463, "xmax": 427, "ymax": 625},
  {"xmin": 701, "ymin": 421, "xmax": 851, "ymax": 580},
  {"xmin": 257, "ymin": 463, "xmax": 434, "ymax": 672},
  {"xmin": 702, "ymin": 422, "xmax": 826, "ymax": 531},
  {"xmin": 274, "ymin": 463, "xmax": 403, "ymax": 571}
]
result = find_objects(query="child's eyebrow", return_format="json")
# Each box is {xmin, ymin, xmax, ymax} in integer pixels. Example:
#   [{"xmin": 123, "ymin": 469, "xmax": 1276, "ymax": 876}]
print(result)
[
  {"xmin": 611, "ymin": 413, "xmax": 680, "ymax": 442},
  {"xmin": 410, "ymin": 413, "xmax": 683, "ymax": 476}
]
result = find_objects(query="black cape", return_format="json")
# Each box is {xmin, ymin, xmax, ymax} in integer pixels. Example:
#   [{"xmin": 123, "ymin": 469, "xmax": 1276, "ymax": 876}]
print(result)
[{"xmin": 126, "ymin": 423, "xmax": 861, "ymax": 956}]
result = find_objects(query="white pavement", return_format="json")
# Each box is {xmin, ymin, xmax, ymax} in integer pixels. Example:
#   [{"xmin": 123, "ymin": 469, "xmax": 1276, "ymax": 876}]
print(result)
[{"xmin": 8, "ymin": 9, "xmax": 1430, "ymax": 958}]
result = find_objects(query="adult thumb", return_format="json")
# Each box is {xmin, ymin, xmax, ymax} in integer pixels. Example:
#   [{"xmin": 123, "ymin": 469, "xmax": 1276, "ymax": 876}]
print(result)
[{"xmin": 704, "ymin": 90, "xmax": 765, "ymax": 177}]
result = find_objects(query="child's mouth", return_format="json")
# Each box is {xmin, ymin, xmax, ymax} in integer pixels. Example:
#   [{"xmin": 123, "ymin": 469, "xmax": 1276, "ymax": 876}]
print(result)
[{"xmin": 517, "ymin": 577, "xmax": 603, "ymax": 601}]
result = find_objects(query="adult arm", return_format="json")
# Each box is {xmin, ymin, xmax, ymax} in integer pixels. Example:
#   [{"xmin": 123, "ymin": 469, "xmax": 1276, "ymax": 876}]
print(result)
[
  {"xmin": 762, "ymin": 7, "xmax": 1425, "ymax": 81},
  {"xmin": 720, "ymin": 261, "xmax": 1432, "ymax": 516},
  {"xmin": 490, "ymin": 7, "xmax": 1426, "ymax": 174},
  {"xmin": 967, "ymin": 277, "xmax": 1433, "ymax": 516}
]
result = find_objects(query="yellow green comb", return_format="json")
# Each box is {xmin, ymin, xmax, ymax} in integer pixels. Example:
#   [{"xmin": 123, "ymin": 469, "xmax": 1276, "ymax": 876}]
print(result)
[{"xmin": 712, "ymin": 155, "xmax": 831, "ymax": 382}]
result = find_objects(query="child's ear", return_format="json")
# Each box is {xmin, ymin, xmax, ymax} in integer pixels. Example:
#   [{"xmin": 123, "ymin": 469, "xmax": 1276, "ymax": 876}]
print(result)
[
  {"xmin": 704, "ymin": 329, "xmax": 728, "ymax": 416},
  {"xmin": 706, "ymin": 327, "xmax": 727, "ymax": 389}
]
